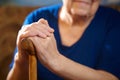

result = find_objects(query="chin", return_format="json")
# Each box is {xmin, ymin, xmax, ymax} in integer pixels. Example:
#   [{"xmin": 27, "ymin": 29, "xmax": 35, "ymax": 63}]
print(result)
[{"xmin": 71, "ymin": 9, "xmax": 90, "ymax": 17}]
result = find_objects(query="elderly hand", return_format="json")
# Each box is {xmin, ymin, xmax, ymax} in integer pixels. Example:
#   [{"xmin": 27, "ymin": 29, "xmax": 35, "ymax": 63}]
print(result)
[{"xmin": 16, "ymin": 18, "xmax": 61, "ymax": 71}]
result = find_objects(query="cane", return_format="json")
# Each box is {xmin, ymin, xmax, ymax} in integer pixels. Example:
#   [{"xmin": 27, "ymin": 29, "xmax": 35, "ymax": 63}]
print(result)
[{"xmin": 21, "ymin": 38, "xmax": 37, "ymax": 80}]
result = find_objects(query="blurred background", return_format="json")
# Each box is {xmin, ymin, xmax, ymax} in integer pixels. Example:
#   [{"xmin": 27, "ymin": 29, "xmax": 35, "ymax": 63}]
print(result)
[
  {"xmin": 0, "ymin": 0, "xmax": 62, "ymax": 6},
  {"xmin": 0, "ymin": 0, "xmax": 120, "ymax": 80},
  {"xmin": 0, "ymin": 0, "xmax": 120, "ymax": 6}
]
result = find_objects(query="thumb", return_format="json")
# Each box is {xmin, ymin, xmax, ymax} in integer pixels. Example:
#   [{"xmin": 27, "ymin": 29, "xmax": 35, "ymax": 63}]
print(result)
[
  {"xmin": 37, "ymin": 18, "xmax": 54, "ymax": 32},
  {"xmin": 38, "ymin": 18, "xmax": 49, "ymax": 26}
]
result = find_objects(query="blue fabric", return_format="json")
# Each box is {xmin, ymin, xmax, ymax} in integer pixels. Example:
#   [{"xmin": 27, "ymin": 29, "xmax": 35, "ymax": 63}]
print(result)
[{"xmin": 11, "ymin": 4, "xmax": 120, "ymax": 79}]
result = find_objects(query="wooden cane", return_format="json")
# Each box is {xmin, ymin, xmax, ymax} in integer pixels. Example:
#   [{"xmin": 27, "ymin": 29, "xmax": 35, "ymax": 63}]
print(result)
[{"xmin": 21, "ymin": 38, "xmax": 37, "ymax": 80}]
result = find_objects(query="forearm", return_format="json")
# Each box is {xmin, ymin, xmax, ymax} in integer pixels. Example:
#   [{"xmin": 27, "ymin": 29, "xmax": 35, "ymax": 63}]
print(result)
[
  {"xmin": 7, "ymin": 63, "xmax": 29, "ymax": 80},
  {"xmin": 53, "ymin": 55, "xmax": 118, "ymax": 80},
  {"xmin": 7, "ymin": 53, "xmax": 29, "ymax": 80}
]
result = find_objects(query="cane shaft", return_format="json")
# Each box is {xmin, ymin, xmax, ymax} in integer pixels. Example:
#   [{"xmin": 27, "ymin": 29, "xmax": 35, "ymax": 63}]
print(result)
[{"xmin": 29, "ymin": 54, "xmax": 37, "ymax": 80}]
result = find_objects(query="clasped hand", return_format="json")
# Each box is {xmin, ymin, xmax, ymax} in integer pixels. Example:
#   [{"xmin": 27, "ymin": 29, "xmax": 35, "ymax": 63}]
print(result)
[{"xmin": 16, "ymin": 18, "xmax": 61, "ymax": 70}]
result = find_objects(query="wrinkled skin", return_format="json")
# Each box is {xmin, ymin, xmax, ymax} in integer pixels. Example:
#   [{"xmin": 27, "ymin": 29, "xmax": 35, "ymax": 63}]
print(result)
[{"xmin": 16, "ymin": 19, "xmax": 61, "ymax": 70}]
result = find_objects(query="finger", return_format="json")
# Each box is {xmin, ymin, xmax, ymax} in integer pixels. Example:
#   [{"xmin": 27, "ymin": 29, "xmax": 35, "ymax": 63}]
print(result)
[
  {"xmin": 19, "ymin": 21, "xmax": 54, "ymax": 40},
  {"xmin": 36, "ymin": 25, "xmax": 54, "ymax": 37},
  {"xmin": 20, "ymin": 23, "xmax": 47, "ymax": 38},
  {"xmin": 29, "ymin": 36, "xmax": 44, "ymax": 54},
  {"xmin": 21, "ymin": 30, "xmax": 47, "ymax": 39},
  {"xmin": 37, "ymin": 18, "xmax": 54, "ymax": 32},
  {"xmin": 38, "ymin": 18, "xmax": 48, "ymax": 26},
  {"xmin": 41, "ymin": 19, "xmax": 48, "ymax": 25},
  {"xmin": 29, "ymin": 23, "xmax": 52, "ymax": 37}
]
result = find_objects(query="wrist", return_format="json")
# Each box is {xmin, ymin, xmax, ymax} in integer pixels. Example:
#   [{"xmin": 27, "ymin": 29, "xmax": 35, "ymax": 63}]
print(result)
[
  {"xmin": 49, "ymin": 53, "xmax": 64, "ymax": 73},
  {"xmin": 14, "ymin": 52, "xmax": 29, "ymax": 68}
]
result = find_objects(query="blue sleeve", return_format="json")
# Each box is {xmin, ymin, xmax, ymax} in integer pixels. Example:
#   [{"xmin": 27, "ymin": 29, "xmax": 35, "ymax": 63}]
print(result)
[
  {"xmin": 9, "ymin": 47, "xmax": 18, "ymax": 69},
  {"xmin": 23, "ymin": 11, "xmax": 36, "ymax": 25},
  {"xmin": 96, "ymin": 11, "xmax": 120, "ymax": 79}
]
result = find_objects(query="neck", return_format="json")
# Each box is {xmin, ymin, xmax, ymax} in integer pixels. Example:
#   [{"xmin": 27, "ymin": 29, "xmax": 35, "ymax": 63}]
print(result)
[{"xmin": 59, "ymin": 7, "xmax": 94, "ymax": 27}]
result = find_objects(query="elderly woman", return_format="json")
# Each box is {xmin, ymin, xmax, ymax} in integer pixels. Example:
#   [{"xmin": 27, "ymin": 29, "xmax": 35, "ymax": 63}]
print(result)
[{"xmin": 7, "ymin": 0, "xmax": 120, "ymax": 80}]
